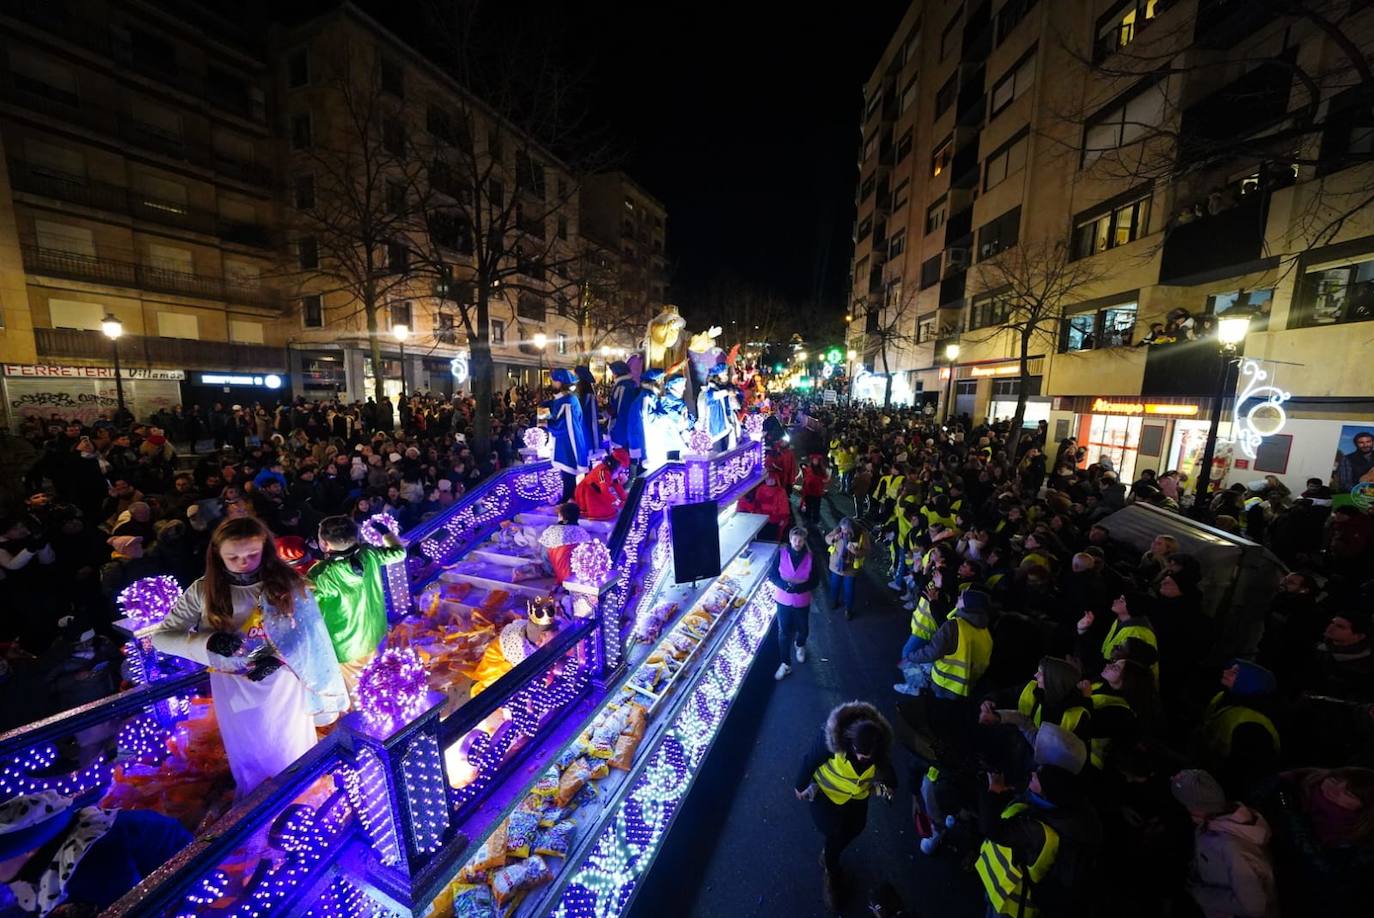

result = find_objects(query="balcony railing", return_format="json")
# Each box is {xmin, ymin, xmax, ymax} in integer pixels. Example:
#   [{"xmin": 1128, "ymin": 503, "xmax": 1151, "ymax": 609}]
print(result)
[
  {"xmin": 22, "ymin": 244, "xmax": 281, "ymax": 308},
  {"xmin": 35, "ymin": 327, "xmax": 286, "ymax": 371}
]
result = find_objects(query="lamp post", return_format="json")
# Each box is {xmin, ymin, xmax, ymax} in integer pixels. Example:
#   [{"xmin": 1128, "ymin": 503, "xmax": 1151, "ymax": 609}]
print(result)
[
  {"xmin": 532, "ymin": 332, "xmax": 548, "ymax": 390},
  {"xmin": 1193, "ymin": 313, "xmax": 1252, "ymax": 511},
  {"xmin": 100, "ymin": 314, "xmax": 126, "ymax": 417},
  {"xmin": 942, "ymin": 342, "xmax": 961, "ymax": 421},
  {"xmin": 392, "ymin": 323, "xmax": 410, "ymax": 402}
]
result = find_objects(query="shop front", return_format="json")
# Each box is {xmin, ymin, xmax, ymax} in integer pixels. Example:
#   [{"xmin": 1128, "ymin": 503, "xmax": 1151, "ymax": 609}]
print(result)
[
  {"xmin": 941, "ymin": 358, "xmax": 1044, "ymax": 426},
  {"xmin": 294, "ymin": 350, "xmax": 347, "ymax": 401},
  {"xmin": 181, "ymin": 370, "xmax": 289, "ymax": 413},
  {"xmin": 3, "ymin": 363, "xmax": 184, "ymax": 429},
  {"xmin": 1051, "ymin": 395, "xmax": 1222, "ymax": 483}
]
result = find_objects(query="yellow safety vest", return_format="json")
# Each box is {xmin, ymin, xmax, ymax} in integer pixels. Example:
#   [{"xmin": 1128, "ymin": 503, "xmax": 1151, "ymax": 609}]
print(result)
[
  {"xmin": 1203, "ymin": 692, "xmax": 1280, "ymax": 759},
  {"xmin": 921, "ymin": 507, "xmax": 958, "ymax": 531},
  {"xmin": 812, "ymin": 753, "xmax": 876, "ymax": 806},
  {"xmin": 1101, "ymin": 620, "xmax": 1159, "ymax": 680},
  {"xmin": 910, "ymin": 594, "xmax": 940, "ymax": 640},
  {"xmin": 976, "ymin": 802, "xmax": 1060, "ymax": 918},
  {"xmin": 932, "ymin": 617, "xmax": 993, "ymax": 697},
  {"xmin": 829, "ymin": 536, "xmax": 866, "ymax": 572},
  {"xmin": 1016, "ymin": 682, "xmax": 1088, "ymax": 734},
  {"xmin": 1087, "ymin": 690, "xmax": 1132, "ymax": 769}
]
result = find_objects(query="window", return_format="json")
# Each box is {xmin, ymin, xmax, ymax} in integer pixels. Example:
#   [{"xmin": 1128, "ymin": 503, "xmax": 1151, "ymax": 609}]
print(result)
[
  {"xmin": 491, "ymin": 318, "xmax": 506, "ymax": 344},
  {"xmin": 387, "ymin": 240, "xmax": 409, "ymax": 272},
  {"xmin": 931, "ymin": 137, "xmax": 953, "ymax": 177},
  {"xmin": 288, "ymin": 48, "xmax": 310, "ymax": 88},
  {"xmin": 48, "ymin": 299, "xmax": 104, "ymax": 331},
  {"xmin": 1096, "ymin": 0, "xmax": 1159, "ymax": 61},
  {"xmin": 294, "ymin": 175, "xmax": 315, "ymax": 210},
  {"xmin": 1062, "ymin": 301, "xmax": 1138, "ymax": 351},
  {"xmin": 926, "ymin": 195, "xmax": 947, "ymax": 234},
  {"xmin": 856, "ymin": 215, "xmax": 873, "ymax": 242},
  {"xmin": 427, "ymin": 105, "xmax": 452, "ymax": 141},
  {"xmin": 996, "ymin": 0, "xmax": 1040, "ymax": 46},
  {"xmin": 990, "ymin": 49, "xmax": 1036, "ymax": 118},
  {"xmin": 889, "ymin": 230, "xmax": 906, "ymax": 259},
  {"xmin": 157, "ymin": 312, "xmax": 198, "ymax": 340},
  {"xmin": 389, "ymin": 301, "xmax": 412, "ymax": 329},
  {"xmin": 557, "ymin": 216, "xmax": 568, "ymax": 240},
  {"xmin": 935, "ymin": 73, "xmax": 958, "ymax": 118},
  {"xmin": 379, "ymin": 58, "xmax": 404, "ymax": 97},
  {"xmin": 862, "ymin": 131, "xmax": 878, "ymax": 161},
  {"xmin": 436, "ymin": 312, "xmax": 457, "ymax": 343},
  {"xmin": 1072, "ymin": 189, "xmax": 1151, "ymax": 258},
  {"xmin": 920, "ymin": 254, "xmax": 942, "ymax": 289},
  {"xmin": 383, "ymin": 117, "xmax": 405, "ymax": 156},
  {"xmin": 517, "ymin": 294, "xmax": 546, "ymax": 322},
  {"xmin": 556, "ymin": 333, "xmax": 568, "ymax": 355},
  {"xmin": 917, "ymin": 313, "xmax": 936, "ymax": 343},
  {"xmin": 900, "ymin": 76, "xmax": 919, "ymax": 115},
  {"xmin": 302, "ymin": 294, "xmax": 323, "ymax": 327},
  {"xmin": 940, "ymin": 11, "xmax": 963, "ymax": 61},
  {"xmin": 230, "ymin": 320, "xmax": 264, "ymax": 344},
  {"xmin": 977, "ymin": 206, "xmax": 1021, "ymax": 260},
  {"xmin": 892, "ymin": 178, "xmax": 910, "ymax": 212},
  {"xmin": 298, "ymin": 236, "xmax": 318, "ymax": 270},
  {"xmin": 488, "ymin": 129, "xmax": 504, "ymax": 162},
  {"xmin": 896, "ymin": 129, "xmax": 913, "ymax": 163},
  {"xmin": 1206, "ymin": 288, "xmax": 1273, "ymax": 333},
  {"xmin": 8, "ymin": 48, "xmax": 78, "ymax": 106},
  {"xmin": 902, "ymin": 26, "xmax": 922, "ymax": 66},
  {"xmin": 983, "ymin": 129, "xmax": 1028, "ymax": 191},
  {"xmin": 35, "ymin": 220, "xmax": 94, "ymax": 256},
  {"xmin": 969, "ymin": 291, "xmax": 1012, "ymax": 329},
  {"xmin": 865, "ymin": 91, "xmax": 882, "ymax": 122},
  {"xmin": 1082, "ymin": 80, "xmax": 1166, "ymax": 166},
  {"xmin": 516, "ymin": 151, "xmax": 546, "ymax": 198},
  {"xmin": 489, "ymin": 178, "xmax": 505, "ymax": 209},
  {"xmin": 859, "ymin": 173, "xmax": 876, "ymax": 202},
  {"xmin": 853, "ymin": 256, "xmax": 869, "ymax": 291},
  {"xmin": 387, "ymin": 179, "xmax": 406, "ymax": 214},
  {"xmin": 1299, "ymin": 257, "xmax": 1374, "ymax": 327},
  {"xmin": 429, "ymin": 212, "xmax": 473, "ymax": 253},
  {"xmin": 290, "ymin": 113, "xmax": 312, "ymax": 150},
  {"xmin": 130, "ymin": 99, "xmax": 182, "ymax": 139}
]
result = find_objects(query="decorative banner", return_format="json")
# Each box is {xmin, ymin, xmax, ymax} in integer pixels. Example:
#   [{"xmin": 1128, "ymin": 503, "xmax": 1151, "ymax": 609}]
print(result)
[{"xmin": 1231, "ymin": 359, "xmax": 1291, "ymax": 460}]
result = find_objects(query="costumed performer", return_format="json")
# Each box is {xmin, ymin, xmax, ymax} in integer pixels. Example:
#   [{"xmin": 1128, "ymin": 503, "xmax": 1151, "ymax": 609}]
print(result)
[
  {"xmin": 607, "ymin": 361, "xmax": 641, "ymax": 465},
  {"xmin": 697, "ymin": 362, "xmax": 742, "ymax": 452},
  {"xmin": 644, "ymin": 372, "xmax": 691, "ymax": 471},
  {"xmin": 0, "ymin": 792, "xmax": 192, "ymax": 916},
  {"xmin": 574, "ymin": 365, "xmax": 602, "ymax": 457},
  {"xmin": 149, "ymin": 517, "xmax": 347, "ymax": 797},
  {"xmin": 470, "ymin": 595, "xmax": 561, "ymax": 696},
  {"xmin": 308, "ymin": 514, "xmax": 406, "ymax": 707},
  {"xmin": 537, "ymin": 502, "xmax": 591, "ymax": 585},
  {"xmin": 576, "ymin": 448, "xmax": 629, "ymax": 521},
  {"xmin": 543, "ymin": 368, "xmax": 588, "ymax": 502}
]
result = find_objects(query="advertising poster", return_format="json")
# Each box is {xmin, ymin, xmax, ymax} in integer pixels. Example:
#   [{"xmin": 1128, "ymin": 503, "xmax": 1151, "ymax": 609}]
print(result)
[{"xmin": 1333, "ymin": 424, "xmax": 1374, "ymax": 508}]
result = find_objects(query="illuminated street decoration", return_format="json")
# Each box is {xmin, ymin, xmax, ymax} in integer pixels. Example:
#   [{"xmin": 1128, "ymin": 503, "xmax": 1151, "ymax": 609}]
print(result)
[
  {"xmin": 450, "ymin": 350, "xmax": 470, "ymax": 385},
  {"xmin": 1231, "ymin": 359, "xmax": 1292, "ymax": 460}
]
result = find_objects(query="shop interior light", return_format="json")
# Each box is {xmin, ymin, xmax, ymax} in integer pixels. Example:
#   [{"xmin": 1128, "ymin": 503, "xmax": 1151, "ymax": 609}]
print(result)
[{"xmin": 846, "ymin": 349, "xmax": 857, "ymax": 359}]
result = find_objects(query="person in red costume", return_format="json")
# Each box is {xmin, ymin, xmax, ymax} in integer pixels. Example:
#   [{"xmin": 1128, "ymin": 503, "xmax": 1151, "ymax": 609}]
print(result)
[
  {"xmin": 575, "ymin": 449, "xmax": 629, "ymax": 521},
  {"xmin": 739, "ymin": 475, "xmax": 795, "ymax": 541},
  {"xmin": 537, "ymin": 502, "xmax": 591, "ymax": 585}
]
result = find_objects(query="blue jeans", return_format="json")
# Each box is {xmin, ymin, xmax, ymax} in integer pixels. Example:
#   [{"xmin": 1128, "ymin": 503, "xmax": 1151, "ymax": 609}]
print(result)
[
  {"xmin": 901, "ymin": 634, "xmax": 928, "ymax": 659},
  {"xmin": 776, "ymin": 603, "xmax": 809, "ymax": 663},
  {"xmin": 891, "ymin": 548, "xmax": 909, "ymax": 583},
  {"xmin": 829, "ymin": 571, "xmax": 856, "ymax": 611}
]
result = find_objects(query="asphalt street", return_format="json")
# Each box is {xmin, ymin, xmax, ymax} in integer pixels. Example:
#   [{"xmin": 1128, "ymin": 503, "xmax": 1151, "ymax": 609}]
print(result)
[{"xmin": 634, "ymin": 474, "xmax": 986, "ymax": 918}]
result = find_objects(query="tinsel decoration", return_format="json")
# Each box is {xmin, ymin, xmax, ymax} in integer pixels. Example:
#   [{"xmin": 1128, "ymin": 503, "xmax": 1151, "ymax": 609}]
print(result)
[
  {"xmin": 570, "ymin": 538, "xmax": 613, "ymax": 584},
  {"xmin": 118, "ymin": 575, "xmax": 183, "ymax": 627},
  {"xmin": 357, "ymin": 647, "xmax": 430, "ymax": 734}
]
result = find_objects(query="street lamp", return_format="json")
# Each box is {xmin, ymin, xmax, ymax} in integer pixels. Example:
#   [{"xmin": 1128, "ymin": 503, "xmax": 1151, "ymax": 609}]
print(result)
[
  {"xmin": 532, "ymin": 332, "xmax": 548, "ymax": 389},
  {"xmin": 100, "ymin": 314, "xmax": 126, "ymax": 417},
  {"xmin": 392, "ymin": 323, "xmax": 410, "ymax": 402},
  {"xmin": 1194, "ymin": 312, "xmax": 1253, "ymax": 510},
  {"xmin": 943, "ymin": 342, "xmax": 961, "ymax": 422}
]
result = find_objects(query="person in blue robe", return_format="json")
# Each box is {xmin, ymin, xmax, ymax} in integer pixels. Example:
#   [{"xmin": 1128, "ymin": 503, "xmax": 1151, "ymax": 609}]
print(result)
[
  {"xmin": 543, "ymin": 368, "xmax": 587, "ymax": 501},
  {"xmin": 574, "ymin": 365, "xmax": 601, "ymax": 457},
  {"xmin": 644, "ymin": 372, "xmax": 690, "ymax": 471},
  {"xmin": 607, "ymin": 362, "xmax": 641, "ymax": 459},
  {"xmin": 696, "ymin": 362, "xmax": 741, "ymax": 452}
]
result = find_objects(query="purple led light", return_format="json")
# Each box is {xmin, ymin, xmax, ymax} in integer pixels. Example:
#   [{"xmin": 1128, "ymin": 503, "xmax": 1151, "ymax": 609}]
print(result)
[
  {"xmin": 118, "ymin": 575, "xmax": 182, "ymax": 627},
  {"xmin": 340, "ymin": 747, "xmax": 401, "ymax": 866},
  {"xmin": 745, "ymin": 413, "xmax": 764, "ymax": 442},
  {"xmin": 116, "ymin": 713, "xmax": 169, "ymax": 763},
  {"xmin": 356, "ymin": 648, "xmax": 430, "ymax": 735},
  {"xmin": 570, "ymin": 538, "xmax": 612, "ymax": 584},
  {"xmin": 360, "ymin": 512, "xmax": 402, "ymax": 548},
  {"xmin": 687, "ymin": 428, "xmax": 713, "ymax": 454},
  {"xmin": 0, "ymin": 744, "xmax": 113, "ymax": 802},
  {"xmin": 400, "ymin": 732, "xmax": 449, "ymax": 854},
  {"xmin": 523, "ymin": 427, "xmax": 550, "ymax": 452}
]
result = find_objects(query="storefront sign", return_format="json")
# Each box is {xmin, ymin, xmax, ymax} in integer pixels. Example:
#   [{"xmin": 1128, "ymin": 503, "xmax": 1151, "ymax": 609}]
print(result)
[
  {"xmin": 197, "ymin": 373, "xmax": 283, "ymax": 389},
  {"xmin": 4, "ymin": 364, "xmax": 185, "ymax": 381},
  {"xmin": 971, "ymin": 364, "xmax": 1020, "ymax": 378},
  {"xmin": 1090, "ymin": 398, "xmax": 1200, "ymax": 416}
]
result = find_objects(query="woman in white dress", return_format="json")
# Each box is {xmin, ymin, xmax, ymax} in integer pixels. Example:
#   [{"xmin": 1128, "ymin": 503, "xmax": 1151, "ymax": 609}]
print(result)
[{"xmin": 150, "ymin": 517, "xmax": 347, "ymax": 797}]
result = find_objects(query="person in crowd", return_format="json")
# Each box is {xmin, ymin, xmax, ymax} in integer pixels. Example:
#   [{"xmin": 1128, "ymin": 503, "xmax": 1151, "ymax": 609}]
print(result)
[
  {"xmin": 308, "ymin": 515, "xmax": 406, "ymax": 706},
  {"xmin": 737, "ymin": 474, "xmax": 793, "ymax": 541},
  {"xmin": 896, "ymin": 588, "xmax": 994, "ymax": 698},
  {"xmin": 537, "ymin": 502, "xmax": 591, "ymax": 586},
  {"xmin": 149, "ymin": 517, "xmax": 346, "ymax": 797},
  {"xmin": 1310, "ymin": 609, "xmax": 1374, "ymax": 702},
  {"xmin": 1076, "ymin": 591, "xmax": 1159, "ymax": 680},
  {"xmin": 1170, "ymin": 769, "xmax": 1279, "ymax": 918},
  {"xmin": 770, "ymin": 526, "xmax": 820, "ymax": 681},
  {"xmin": 1196, "ymin": 661, "xmax": 1282, "ymax": 801},
  {"xmin": 643, "ymin": 374, "xmax": 691, "ymax": 471},
  {"xmin": 698, "ymin": 362, "xmax": 741, "ymax": 452},
  {"xmin": 824, "ymin": 517, "xmax": 868, "ymax": 620},
  {"xmin": 794, "ymin": 701, "xmax": 895, "ymax": 910},
  {"xmin": 471, "ymin": 595, "xmax": 561, "ymax": 696},
  {"xmin": 606, "ymin": 361, "xmax": 639, "ymax": 463},
  {"xmin": 542, "ymin": 368, "xmax": 588, "ymax": 502},
  {"xmin": 575, "ymin": 449, "xmax": 629, "ymax": 521},
  {"xmin": 1273, "ymin": 767, "xmax": 1374, "ymax": 914},
  {"xmin": 801, "ymin": 453, "xmax": 829, "ymax": 526}
]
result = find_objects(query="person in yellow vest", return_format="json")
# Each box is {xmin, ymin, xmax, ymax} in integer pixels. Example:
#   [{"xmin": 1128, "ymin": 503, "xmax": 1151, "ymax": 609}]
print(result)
[
  {"xmin": 824, "ymin": 517, "xmax": 868, "ymax": 620},
  {"xmin": 1196, "ymin": 661, "xmax": 1281, "ymax": 801},
  {"xmin": 900, "ymin": 548, "xmax": 951, "ymax": 658},
  {"xmin": 896, "ymin": 588, "xmax": 993, "ymax": 698},
  {"xmin": 833, "ymin": 440, "xmax": 857, "ymax": 494},
  {"xmin": 1081, "ymin": 656, "xmax": 1159, "ymax": 771},
  {"xmin": 794, "ymin": 701, "xmax": 895, "ymax": 910},
  {"xmin": 976, "ymin": 725, "xmax": 1099, "ymax": 915},
  {"xmin": 980, "ymin": 656, "xmax": 1092, "ymax": 746},
  {"xmin": 1075, "ymin": 591, "xmax": 1159, "ymax": 681}
]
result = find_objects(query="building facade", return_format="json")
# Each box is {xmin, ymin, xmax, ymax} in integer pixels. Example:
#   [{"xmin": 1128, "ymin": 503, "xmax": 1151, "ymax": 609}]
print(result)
[
  {"xmin": 0, "ymin": 1, "xmax": 655, "ymax": 425},
  {"xmin": 579, "ymin": 171, "xmax": 670, "ymax": 340},
  {"xmin": 849, "ymin": 0, "xmax": 1374, "ymax": 492}
]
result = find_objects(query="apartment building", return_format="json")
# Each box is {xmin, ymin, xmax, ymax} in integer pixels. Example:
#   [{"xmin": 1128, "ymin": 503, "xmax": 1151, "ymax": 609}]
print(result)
[
  {"xmin": 580, "ymin": 171, "xmax": 670, "ymax": 322},
  {"xmin": 850, "ymin": 0, "xmax": 1374, "ymax": 491},
  {"xmin": 0, "ymin": 1, "xmax": 653, "ymax": 422}
]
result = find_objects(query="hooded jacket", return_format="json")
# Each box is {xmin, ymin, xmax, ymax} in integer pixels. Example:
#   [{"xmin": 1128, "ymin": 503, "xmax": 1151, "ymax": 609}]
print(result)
[
  {"xmin": 794, "ymin": 701, "xmax": 897, "ymax": 794},
  {"xmin": 1188, "ymin": 805, "xmax": 1278, "ymax": 918}
]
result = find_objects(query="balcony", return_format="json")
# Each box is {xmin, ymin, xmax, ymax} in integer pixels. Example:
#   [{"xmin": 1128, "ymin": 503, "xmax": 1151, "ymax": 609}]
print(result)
[
  {"xmin": 1194, "ymin": 0, "xmax": 1279, "ymax": 50},
  {"xmin": 939, "ymin": 272, "xmax": 966, "ymax": 307},
  {"xmin": 1158, "ymin": 190, "xmax": 1269, "ymax": 283},
  {"xmin": 21, "ymin": 244, "xmax": 281, "ymax": 308},
  {"xmin": 35, "ymin": 327, "xmax": 285, "ymax": 371},
  {"xmin": 8, "ymin": 161, "xmax": 274, "ymax": 247},
  {"xmin": 950, "ymin": 142, "xmax": 981, "ymax": 190}
]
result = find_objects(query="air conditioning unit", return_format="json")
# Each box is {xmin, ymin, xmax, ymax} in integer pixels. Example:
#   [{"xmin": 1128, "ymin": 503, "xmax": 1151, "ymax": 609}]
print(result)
[{"xmin": 947, "ymin": 247, "xmax": 970, "ymax": 268}]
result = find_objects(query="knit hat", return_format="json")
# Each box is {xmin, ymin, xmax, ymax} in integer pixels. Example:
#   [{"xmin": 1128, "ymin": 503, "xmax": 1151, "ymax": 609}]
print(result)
[
  {"xmin": 958, "ymin": 589, "xmax": 991, "ymax": 616},
  {"xmin": 1226, "ymin": 660, "xmax": 1277, "ymax": 699},
  {"xmin": 1170, "ymin": 769, "xmax": 1227, "ymax": 816},
  {"xmin": 437, "ymin": 479, "xmax": 452, "ymax": 491},
  {"xmin": 1034, "ymin": 723, "xmax": 1087, "ymax": 775},
  {"xmin": 107, "ymin": 535, "xmax": 143, "ymax": 559},
  {"xmin": 405, "ymin": 446, "xmax": 420, "ymax": 459},
  {"xmin": 389, "ymin": 452, "xmax": 402, "ymax": 464}
]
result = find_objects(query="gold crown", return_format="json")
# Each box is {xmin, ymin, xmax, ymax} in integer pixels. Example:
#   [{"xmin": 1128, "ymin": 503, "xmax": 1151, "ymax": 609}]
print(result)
[{"xmin": 527, "ymin": 596, "xmax": 557, "ymax": 626}]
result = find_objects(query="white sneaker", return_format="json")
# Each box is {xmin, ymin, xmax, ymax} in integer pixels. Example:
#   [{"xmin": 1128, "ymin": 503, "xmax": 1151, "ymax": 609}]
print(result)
[
  {"xmin": 919, "ymin": 833, "xmax": 943, "ymax": 855},
  {"xmin": 795, "ymin": 645, "xmax": 807, "ymax": 663},
  {"xmin": 887, "ymin": 580, "xmax": 902, "ymax": 590},
  {"xmin": 775, "ymin": 663, "xmax": 792, "ymax": 681}
]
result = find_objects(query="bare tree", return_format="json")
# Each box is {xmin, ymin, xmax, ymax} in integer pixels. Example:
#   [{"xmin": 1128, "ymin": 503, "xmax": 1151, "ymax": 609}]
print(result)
[
  {"xmin": 964, "ymin": 242, "xmax": 1107, "ymax": 456},
  {"xmin": 858, "ymin": 287, "xmax": 922, "ymax": 409},
  {"xmin": 288, "ymin": 42, "xmax": 430, "ymax": 407},
  {"xmin": 563, "ymin": 241, "xmax": 646, "ymax": 357}
]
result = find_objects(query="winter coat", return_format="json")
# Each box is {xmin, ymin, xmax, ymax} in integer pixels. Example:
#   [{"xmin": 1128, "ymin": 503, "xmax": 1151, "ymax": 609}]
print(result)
[
  {"xmin": 1188, "ymin": 805, "xmax": 1279, "ymax": 918},
  {"xmin": 794, "ymin": 701, "xmax": 897, "ymax": 793}
]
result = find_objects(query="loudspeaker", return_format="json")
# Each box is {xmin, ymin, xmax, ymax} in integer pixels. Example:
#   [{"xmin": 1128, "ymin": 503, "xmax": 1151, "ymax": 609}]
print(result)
[{"xmin": 670, "ymin": 500, "xmax": 721, "ymax": 584}]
